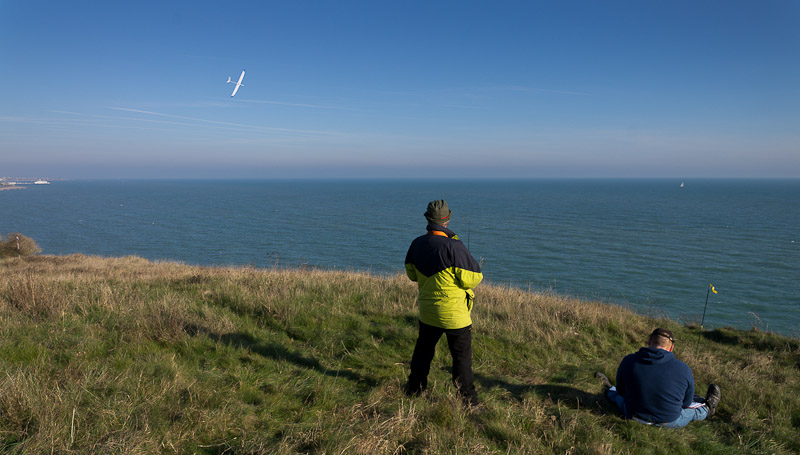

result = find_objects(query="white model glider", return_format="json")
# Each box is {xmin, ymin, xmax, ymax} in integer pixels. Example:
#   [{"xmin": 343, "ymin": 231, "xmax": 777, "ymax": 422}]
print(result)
[{"xmin": 227, "ymin": 70, "xmax": 245, "ymax": 97}]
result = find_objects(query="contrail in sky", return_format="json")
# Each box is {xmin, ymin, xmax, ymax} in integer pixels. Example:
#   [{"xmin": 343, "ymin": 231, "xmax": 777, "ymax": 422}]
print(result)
[
  {"xmin": 110, "ymin": 107, "xmax": 339, "ymax": 136},
  {"xmin": 235, "ymin": 99, "xmax": 358, "ymax": 110}
]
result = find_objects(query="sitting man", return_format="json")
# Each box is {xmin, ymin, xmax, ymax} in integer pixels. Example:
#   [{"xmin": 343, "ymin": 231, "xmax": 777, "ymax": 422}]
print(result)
[{"xmin": 596, "ymin": 328, "xmax": 720, "ymax": 428}]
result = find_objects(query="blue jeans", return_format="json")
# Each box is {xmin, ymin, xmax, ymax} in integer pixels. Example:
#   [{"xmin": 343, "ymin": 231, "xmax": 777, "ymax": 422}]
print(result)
[{"xmin": 605, "ymin": 387, "xmax": 709, "ymax": 428}]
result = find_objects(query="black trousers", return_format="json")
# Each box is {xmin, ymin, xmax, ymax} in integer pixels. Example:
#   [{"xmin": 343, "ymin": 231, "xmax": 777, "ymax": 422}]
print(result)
[{"xmin": 407, "ymin": 320, "xmax": 478, "ymax": 406}]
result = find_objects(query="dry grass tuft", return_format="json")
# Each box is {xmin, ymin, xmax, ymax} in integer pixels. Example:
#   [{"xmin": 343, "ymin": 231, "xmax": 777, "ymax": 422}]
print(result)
[
  {"xmin": 0, "ymin": 372, "xmax": 39, "ymax": 447},
  {"xmin": 341, "ymin": 401, "xmax": 418, "ymax": 454}
]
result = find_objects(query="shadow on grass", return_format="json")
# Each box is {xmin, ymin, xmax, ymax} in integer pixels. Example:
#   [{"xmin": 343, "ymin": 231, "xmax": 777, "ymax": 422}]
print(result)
[
  {"xmin": 475, "ymin": 374, "xmax": 619, "ymax": 416},
  {"xmin": 700, "ymin": 328, "xmax": 800, "ymax": 354},
  {"xmin": 220, "ymin": 332, "xmax": 378, "ymax": 387},
  {"xmin": 184, "ymin": 324, "xmax": 377, "ymax": 388}
]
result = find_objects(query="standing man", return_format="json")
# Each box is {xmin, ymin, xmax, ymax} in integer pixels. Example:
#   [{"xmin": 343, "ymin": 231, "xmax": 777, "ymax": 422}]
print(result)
[
  {"xmin": 404, "ymin": 200, "xmax": 483, "ymax": 408},
  {"xmin": 596, "ymin": 328, "xmax": 721, "ymax": 428}
]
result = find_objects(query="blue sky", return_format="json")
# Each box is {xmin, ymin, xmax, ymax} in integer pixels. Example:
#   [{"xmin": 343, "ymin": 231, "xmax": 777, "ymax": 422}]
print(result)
[{"xmin": 1, "ymin": 1, "xmax": 798, "ymax": 179}]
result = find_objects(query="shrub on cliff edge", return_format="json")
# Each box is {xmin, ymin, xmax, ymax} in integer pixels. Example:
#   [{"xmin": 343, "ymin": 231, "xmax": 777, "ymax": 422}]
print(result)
[{"xmin": 0, "ymin": 233, "xmax": 41, "ymax": 258}]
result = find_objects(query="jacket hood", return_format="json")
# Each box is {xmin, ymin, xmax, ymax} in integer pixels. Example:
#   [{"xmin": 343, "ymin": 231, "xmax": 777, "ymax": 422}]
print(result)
[{"xmin": 634, "ymin": 347, "xmax": 675, "ymax": 365}]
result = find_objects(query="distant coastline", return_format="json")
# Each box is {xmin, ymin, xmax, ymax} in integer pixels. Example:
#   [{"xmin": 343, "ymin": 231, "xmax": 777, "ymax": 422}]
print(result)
[{"xmin": 0, "ymin": 186, "xmax": 24, "ymax": 191}]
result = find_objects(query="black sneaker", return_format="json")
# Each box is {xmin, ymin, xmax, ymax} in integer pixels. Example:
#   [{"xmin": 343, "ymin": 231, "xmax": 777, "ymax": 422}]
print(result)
[
  {"xmin": 404, "ymin": 383, "xmax": 424, "ymax": 397},
  {"xmin": 595, "ymin": 372, "xmax": 612, "ymax": 392},
  {"xmin": 705, "ymin": 384, "xmax": 721, "ymax": 417}
]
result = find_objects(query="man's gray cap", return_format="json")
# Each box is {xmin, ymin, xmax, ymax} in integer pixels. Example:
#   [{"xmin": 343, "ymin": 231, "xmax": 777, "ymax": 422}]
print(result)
[{"xmin": 424, "ymin": 200, "xmax": 452, "ymax": 224}]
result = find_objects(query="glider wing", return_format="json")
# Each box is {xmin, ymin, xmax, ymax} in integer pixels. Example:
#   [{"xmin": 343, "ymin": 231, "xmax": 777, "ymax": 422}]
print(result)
[{"xmin": 230, "ymin": 70, "xmax": 245, "ymax": 97}]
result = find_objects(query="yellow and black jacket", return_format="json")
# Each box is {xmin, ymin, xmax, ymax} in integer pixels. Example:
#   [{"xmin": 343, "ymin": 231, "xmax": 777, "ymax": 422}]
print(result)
[{"xmin": 405, "ymin": 225, "xmax": 483, "ymax": 329}]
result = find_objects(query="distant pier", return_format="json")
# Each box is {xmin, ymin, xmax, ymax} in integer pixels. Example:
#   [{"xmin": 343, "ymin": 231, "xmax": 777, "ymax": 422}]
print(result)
[{"xmin": 0, "ymin": 177, "xmax": 53, "ymax": 190}]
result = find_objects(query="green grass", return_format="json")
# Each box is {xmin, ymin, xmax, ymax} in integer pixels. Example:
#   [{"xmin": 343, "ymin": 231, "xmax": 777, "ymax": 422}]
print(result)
[{"xmin": 1, "ymin": 254, "xmax": 798, "ymax": 454}]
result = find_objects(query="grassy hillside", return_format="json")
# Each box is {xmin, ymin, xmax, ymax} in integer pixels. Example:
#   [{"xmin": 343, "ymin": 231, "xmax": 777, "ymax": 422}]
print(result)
[{"xmin": 1, "ymin": 255, "xmax": 798, "ymax": 454}]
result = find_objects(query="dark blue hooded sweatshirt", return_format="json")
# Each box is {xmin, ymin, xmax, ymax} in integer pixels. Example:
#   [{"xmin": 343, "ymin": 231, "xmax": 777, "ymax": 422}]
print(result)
[{"xmin": 615, "ymin": 347, "xmax": 694, "ymax": 423}]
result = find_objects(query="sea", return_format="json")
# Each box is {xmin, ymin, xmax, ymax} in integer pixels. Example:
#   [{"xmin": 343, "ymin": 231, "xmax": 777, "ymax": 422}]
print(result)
[{"xmin": 2, "ymin": 179, "xmax": 798, "ymax": 337}]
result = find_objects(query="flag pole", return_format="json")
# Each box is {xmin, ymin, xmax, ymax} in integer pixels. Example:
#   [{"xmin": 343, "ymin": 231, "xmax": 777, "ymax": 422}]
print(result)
[
  {"xmin": 700, "ymin": 285, "xmax": 711, "ymax": 329},
  {"xmin": 695, "ymin": 284, "xmax": 716, "ymax": 354}
]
